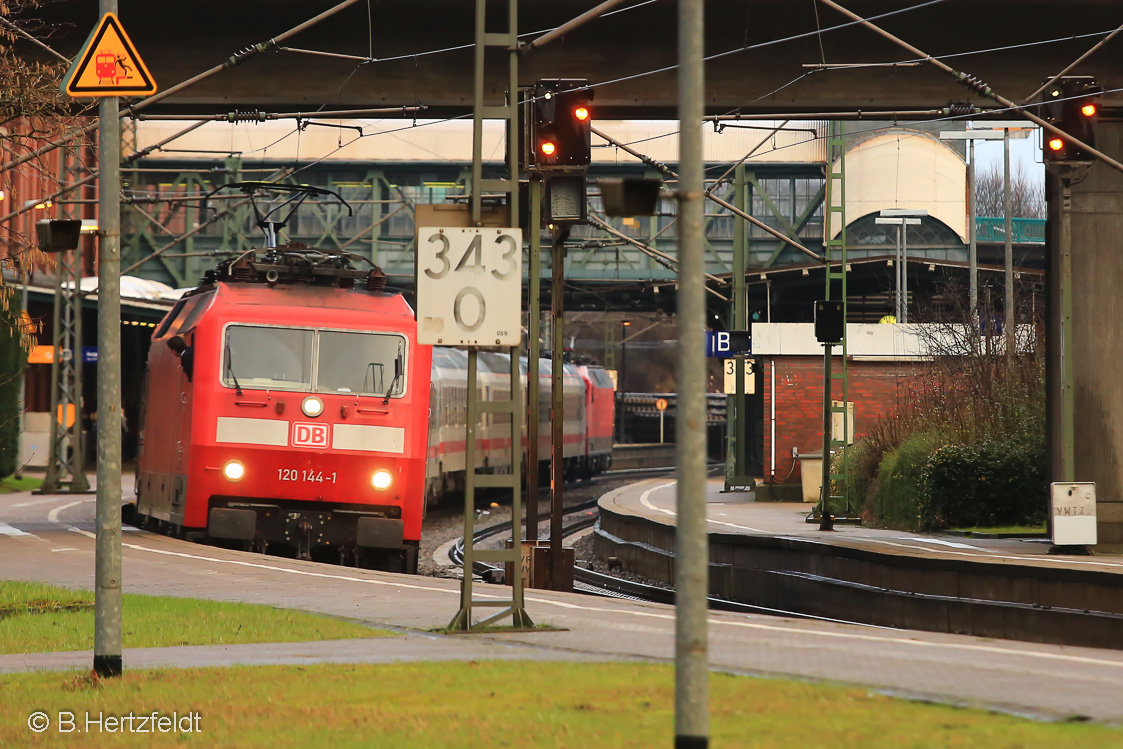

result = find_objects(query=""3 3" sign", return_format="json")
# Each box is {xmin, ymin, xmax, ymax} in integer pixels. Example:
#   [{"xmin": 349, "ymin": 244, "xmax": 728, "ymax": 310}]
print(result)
[{"xmin": 723, "ymin": 358, "xmax": 756, "ymax": 395}]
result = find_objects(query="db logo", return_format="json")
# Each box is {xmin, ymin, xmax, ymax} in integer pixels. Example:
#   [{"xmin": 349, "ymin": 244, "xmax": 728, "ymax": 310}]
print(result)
[{"xmin": 292, "ymin": 422, "xmax": 330, "ymax": 448}]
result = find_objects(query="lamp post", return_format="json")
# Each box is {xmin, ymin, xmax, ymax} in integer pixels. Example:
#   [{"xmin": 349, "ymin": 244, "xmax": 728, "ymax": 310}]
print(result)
[
  {"xmin": 18, "ymin": 205, "xmax": 96, "ymax": 479},
  {"xmin": 14, "ymin": 196, "xmax": 49, "ymax": 477},
  {"xmin": 876, "ymin": 210, "xmax": 926, "ymax": 321},
  {"xmin": 15, "ymin": 265, "xmax": 29, "ymax": 478},
  {"xmin": 617, "ymin": 319, "xmax": 630, "ymax": 443},
  {"xmin": 939, "ymin": 129, "xmax": 1004, "ymax": 321}
]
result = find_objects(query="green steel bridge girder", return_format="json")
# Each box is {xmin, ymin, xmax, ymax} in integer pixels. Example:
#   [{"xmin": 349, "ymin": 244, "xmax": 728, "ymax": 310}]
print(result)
[
  {"xmin": 121, "ymin": 163, "xmax": 829, "ymax": 288},
  {"xmin": 120, "ymin": 162, "xmax": 1043, "ymax": 290}
]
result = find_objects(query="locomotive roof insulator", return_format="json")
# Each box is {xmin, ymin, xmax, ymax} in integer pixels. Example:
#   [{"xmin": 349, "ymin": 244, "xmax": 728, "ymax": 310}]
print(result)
[
  {"xmin": 228, "ymin": 255, "xmax": 258, "ymax": 282},
  {"xmin": 366, "ymin": 268, "xmax": 387, "ymax": 293}
]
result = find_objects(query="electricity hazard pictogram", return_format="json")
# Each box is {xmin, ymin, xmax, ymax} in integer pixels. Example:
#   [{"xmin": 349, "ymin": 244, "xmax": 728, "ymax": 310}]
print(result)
[{"xmin": 61, "ymin": 13, "xmax": 156, "ymax": 97}]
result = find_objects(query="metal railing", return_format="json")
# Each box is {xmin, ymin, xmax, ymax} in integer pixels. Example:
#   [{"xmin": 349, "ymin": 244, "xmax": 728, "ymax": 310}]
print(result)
[{"xmin": 975, "ymin": 217, "xmax": 1045, "ymax": 244}]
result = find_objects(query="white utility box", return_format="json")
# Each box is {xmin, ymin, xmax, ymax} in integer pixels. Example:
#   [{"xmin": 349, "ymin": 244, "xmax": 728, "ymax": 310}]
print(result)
[
  {"xmin": 798, "ymin": 452, "xmax": 823, "ymax": 503},
  {"xmin": 1050, "ymin": 482, "xmax": 1097, "ymax": 547}
]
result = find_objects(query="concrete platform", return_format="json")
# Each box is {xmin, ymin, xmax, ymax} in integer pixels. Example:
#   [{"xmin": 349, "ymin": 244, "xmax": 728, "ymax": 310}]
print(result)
[
  {"xmin": 597, "ymin": 478, "xmax": 1123, "ymax": 648},
  {"xmin": 604, "ymin": 477, "xmax": 1123, "ymax": 573},
  {"xmin": 609, "ymin": 443, "xmax": 676, "ymax": 470}
]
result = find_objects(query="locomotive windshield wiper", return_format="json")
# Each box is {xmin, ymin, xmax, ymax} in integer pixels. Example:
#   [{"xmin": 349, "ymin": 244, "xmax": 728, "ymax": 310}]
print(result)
[
  {"xmin": 383, "ymin": 352, "xmax": 403, "ymax": 405},
  {"xmin": 225, "ymin": 341, "xmax": 243, "ymax": 396},
  {"xmin": 363, "ymin": 362, "xmax": 384, "ymax": 394}
]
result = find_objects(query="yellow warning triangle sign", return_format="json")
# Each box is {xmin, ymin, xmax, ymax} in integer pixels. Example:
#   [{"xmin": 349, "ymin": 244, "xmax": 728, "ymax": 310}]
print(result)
[{"xmin": 62, "ymin": 13, "xmax": 156, "ymax": 98}]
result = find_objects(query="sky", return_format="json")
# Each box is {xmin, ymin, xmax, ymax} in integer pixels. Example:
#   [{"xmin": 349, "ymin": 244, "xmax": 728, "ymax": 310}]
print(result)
[{"xmin": 970, "ymin": 126, "xmax": 1045, "ymax": 184}]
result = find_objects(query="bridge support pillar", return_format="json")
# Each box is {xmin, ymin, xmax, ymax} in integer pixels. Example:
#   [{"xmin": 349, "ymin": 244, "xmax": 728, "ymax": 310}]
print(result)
[{"xmin": 1051, "ymin": 118, "xmax": 1123, "ymax": 548}]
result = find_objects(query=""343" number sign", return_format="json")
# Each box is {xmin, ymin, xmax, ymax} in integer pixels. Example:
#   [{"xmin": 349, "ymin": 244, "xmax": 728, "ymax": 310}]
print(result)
[{"xmin": 415, "ymin": 227, "xmax": 523, "ymax": 346}]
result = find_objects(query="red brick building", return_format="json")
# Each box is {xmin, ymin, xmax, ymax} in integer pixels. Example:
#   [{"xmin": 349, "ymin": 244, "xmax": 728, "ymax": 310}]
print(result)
[{"xmin": 753, "ymin": 323, "xmax": 933, "ymax": 484}]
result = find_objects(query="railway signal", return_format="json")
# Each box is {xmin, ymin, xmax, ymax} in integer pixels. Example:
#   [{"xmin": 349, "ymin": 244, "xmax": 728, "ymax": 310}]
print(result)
[
  {"xmin": 525, "ymin": 80, "xmax": 594, "ymax": 224},
  {"xmin": 531, "ymin": 79, "xmax": 593, "ymax": 171},
  {"xmin": 1040, "ymin": 76, "xmax": 1102, "ymax": 162}
]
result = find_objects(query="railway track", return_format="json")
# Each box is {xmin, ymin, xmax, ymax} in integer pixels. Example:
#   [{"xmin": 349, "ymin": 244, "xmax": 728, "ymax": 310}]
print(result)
[
  {"xmin": 444, "ymin": 463, "xmax": 675, "ymax": 572},
  {"xmin": 445, "ymin": 463, "xmax": 683, "ymax": 571},
  {"xmin": 448, "ymin": 468, "xmax": 889, "ymax": 628}
]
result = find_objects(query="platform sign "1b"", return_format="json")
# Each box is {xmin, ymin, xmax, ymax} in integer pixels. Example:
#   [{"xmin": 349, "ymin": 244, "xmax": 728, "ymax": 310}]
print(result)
[{"xmin": 415, "ymin": 227, "xmax": 523, "ymax": 347}]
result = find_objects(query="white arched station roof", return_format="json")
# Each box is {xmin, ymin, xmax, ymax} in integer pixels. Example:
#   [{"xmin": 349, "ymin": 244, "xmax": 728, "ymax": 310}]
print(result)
[
  {"xmin": 830, "ymin": 130, "xmax": 967, "ymax": 243},
  {"xmin": 75, "ymin": 275, "xmax": 177, "ymax": 301}
]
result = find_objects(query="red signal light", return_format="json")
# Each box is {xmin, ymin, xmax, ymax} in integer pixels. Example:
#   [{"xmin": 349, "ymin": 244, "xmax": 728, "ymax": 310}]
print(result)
[
  {"xmin": 540, "ymin": 141, "xmax": 557, "ymax": 157},
  {"xmin": 1047, "ymin": 137, "xmax": 1064, "ymax": 152},
  {"xmin": 574, "ymin": 106, "xmax": 589, "ymax": 121},
  {"xmin": 1081, "ymin": 103, "xmax": 1097, "ymax": 117}
]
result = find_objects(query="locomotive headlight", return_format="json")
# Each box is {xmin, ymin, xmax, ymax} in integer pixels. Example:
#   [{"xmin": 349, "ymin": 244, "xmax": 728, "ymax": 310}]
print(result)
[
  {"xmin": 302, "ymin": 395, "xmax": 324, "ymax": 418},
  {"xmin": 223, "ymin": 460, "xmax": 245, "ymax": 482},
  {"xmin": 371, "ymin": 470, "xmax": 393, "ymax": 491}
]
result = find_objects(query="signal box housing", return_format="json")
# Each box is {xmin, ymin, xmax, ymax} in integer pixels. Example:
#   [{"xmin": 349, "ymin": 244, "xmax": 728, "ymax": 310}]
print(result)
[
  {"xmin": 1040, "ymin": 76, "xmax": 1102, "ymax": 163},
  {"xmin": 527, "ymin": 78, "xmax": 593, "ymax": 174}
]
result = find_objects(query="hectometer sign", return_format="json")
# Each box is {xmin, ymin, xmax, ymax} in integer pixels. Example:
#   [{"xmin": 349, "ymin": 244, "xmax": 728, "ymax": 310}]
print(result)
[{"xmin": 415, "ymin": 226, "xmax": 523, "ymax": 347}]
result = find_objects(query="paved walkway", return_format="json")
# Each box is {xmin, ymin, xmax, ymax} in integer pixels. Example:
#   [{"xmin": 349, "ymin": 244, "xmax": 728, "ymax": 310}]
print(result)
[{"xmin": 0, "ymin": 636, "xmax": 623, "ymax": 674}]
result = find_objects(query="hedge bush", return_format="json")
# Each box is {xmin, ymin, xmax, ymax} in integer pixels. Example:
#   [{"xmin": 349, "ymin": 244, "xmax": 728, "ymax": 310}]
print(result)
[
  {"xmin": 869, "ymin": 432, "xmax": 946, "ymax": 529},
  {"xmin": 917, "ymin": 439, "xmax": 1047, "ymax": 531}
]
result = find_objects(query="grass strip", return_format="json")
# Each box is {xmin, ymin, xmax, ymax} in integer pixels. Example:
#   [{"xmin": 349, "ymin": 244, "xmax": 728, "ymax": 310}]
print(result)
[
  {"xmin": 1, "ymin": 662, "xmax": 1119, "ymax": 748},
  {"xmin": 951, "ymin": 525, "xmax": 1048, "ymax": 536},
  {"xmin": 0, "ymin": 475, "xmax": 44, "ymax": 493},
  {"xmin": 0, "ymin": 581, "xmax": 391, "ymax": 655}
]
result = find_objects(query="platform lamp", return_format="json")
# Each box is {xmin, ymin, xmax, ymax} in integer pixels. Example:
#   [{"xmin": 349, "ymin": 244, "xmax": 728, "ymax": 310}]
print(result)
[
  {"xmin": 943, "ymin": 122, "xmax": 1034, "ymax": 357},
  {"xmin": 35, "ymin": 218, "xmax": 82, "ymax": 253},
  {"xmin": 939, "ymin": 128, "xmax": 1005, "ymax": 321},
  {"xmin": 617, "ymin": 319, "xmax": 631, "ymax": 443},
  {"xmin": 876, "ymin": 210, "xmax": 927, "ymax": 322}
]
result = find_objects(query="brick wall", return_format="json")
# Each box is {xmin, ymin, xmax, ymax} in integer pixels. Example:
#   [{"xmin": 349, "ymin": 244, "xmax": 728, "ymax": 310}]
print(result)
[{"xmin": 762, "ymin": 356, "xmax": 926, "ymax": 483}]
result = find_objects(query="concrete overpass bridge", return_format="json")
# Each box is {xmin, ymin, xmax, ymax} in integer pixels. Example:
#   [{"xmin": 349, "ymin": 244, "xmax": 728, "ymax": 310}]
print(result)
[{"xmin": 31, "ymin": 1, "xmax": 1123, "ymax": 117}]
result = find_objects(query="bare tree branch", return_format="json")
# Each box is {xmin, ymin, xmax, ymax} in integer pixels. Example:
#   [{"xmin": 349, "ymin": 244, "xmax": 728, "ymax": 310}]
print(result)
[{"xmin": 974, "ymin": 162, "xmax": 1045, "ymax": 219}]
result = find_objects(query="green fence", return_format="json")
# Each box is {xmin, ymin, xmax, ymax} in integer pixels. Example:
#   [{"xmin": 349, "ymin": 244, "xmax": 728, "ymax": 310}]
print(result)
[{"xmin": 975, "ymin": 217, "xmax": 1045, "ymax": 244}]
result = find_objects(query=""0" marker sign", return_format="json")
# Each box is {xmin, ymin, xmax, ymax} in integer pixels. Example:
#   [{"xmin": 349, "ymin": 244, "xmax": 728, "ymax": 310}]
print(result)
[{"xmin": 415, "ymin": 226, "xmax": 523, "ymax": 346}]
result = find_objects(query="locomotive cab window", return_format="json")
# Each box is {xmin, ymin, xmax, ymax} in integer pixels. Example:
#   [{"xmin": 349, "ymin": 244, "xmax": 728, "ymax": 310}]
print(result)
[
  {"xmin": 154, "ymin": 298, "xmax": 188, "ymax": 339},
  {"xmin": 223, "ymin": 325, "xmax": 313, "ymax": 390},
  {"xmin": 316, "ymin": 331, "xmax": 407, "ymax": 398},
  {"xmin": 176, "ymin": 290, "xmax": 215, "ymax": 335},
  {"xmin": 593, "ymin": 370, "xmax": 615, "ymax": 389}
]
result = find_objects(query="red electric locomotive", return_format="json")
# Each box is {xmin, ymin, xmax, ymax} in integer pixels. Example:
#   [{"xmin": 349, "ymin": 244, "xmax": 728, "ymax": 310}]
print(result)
[
  {"xmin": 136, "ymin": 184, "xmax": 431, "ymax": 572},
  {"xmin": 576, "ymin": 364, "xmax": 616, "ymax": 477}
]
